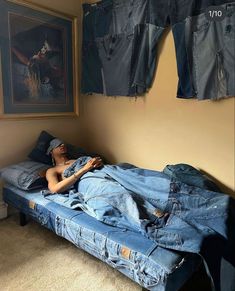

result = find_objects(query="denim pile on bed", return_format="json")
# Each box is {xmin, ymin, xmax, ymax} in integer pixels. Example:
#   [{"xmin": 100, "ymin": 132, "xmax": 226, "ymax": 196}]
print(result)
[{"xmin": 42, "ymin": 157, "xmax": 235, "ymax": 291}]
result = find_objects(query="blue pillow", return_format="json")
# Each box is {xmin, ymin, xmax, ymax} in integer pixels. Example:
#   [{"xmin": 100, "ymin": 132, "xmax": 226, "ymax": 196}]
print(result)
[
  {"xmin": 28, "ymin": 130, "xmax": 55, "ymax": 165},
  {"xmin": 0, "ymin": 160, "xmax": 50, "ymax": 190},
  {"xmin": 28, "ymin": 130, "xmax": 91, "ymax": 165}
]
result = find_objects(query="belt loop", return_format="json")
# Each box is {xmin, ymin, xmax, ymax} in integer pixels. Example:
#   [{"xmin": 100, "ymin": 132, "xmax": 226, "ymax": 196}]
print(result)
[{"xmin": 226, "ymin": 2, "xmax": 234, "ymax": 10}]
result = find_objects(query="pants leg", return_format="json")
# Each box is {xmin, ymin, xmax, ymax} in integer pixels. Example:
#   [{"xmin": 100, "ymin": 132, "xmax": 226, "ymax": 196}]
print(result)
[
  {"xmin": 129, "ymin": 24, "xmax": 165, "ymax": 95},
  {"xmin": 184, "ymin": 2, "xmax": 235, "ymax": 100},
  {"xmin": 96, "ymin": 33, "xmax": 135, "ymax": 96},
  {"xmin": 172, "ymin": 22, "xmax": 196, "ymax": 98},
  {"xmin": 96, "ymin": 0, "xmax": 149, "ymax": 96},
  {"xmin": 81, "ymin": 1, "xmax": 113, "ymax": 94},
  {"xmin": 81, "ymin": 42, "xmax": 104, "ymax": 94}
]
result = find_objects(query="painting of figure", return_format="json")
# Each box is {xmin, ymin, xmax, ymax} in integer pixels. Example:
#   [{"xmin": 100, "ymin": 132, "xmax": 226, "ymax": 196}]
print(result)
[
  {"xmin": 0, "ymin": 0, "xmax": 77, "ymax": 117},
  {"xmin": 9, "ymin": 13, "xmax": 66, "ymax": 105}
]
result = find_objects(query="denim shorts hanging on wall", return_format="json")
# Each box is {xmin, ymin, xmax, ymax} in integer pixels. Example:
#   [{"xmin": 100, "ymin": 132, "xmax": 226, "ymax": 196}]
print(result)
[{"xmin": 81, "ymin": 0, "xmax": 235, "ymax": 100}]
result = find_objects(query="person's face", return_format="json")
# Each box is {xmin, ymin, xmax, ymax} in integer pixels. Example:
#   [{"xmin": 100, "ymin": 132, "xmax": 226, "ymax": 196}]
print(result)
[{"xmin": 51, "ymin": 143, "xmax": 67, "ymax": 155}]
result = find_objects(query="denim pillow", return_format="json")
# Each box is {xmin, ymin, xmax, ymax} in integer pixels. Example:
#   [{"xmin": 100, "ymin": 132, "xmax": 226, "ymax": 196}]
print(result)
[
  {"xmin": 28, "ymin": 130, "xmax": 55, "ymax": 165},
  {"xmin": 0, "ymin": 160, "xmax": 50, "ymax": 190},
  {"xmin": 28, "ymin": 130, "xmax": 91, "ymax": 165}
]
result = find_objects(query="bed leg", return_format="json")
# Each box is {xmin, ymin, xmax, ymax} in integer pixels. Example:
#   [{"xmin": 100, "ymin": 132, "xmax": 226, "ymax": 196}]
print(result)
[{"xmin": 19, "ymin": 212, "xmax": 27, "ymax": 226}]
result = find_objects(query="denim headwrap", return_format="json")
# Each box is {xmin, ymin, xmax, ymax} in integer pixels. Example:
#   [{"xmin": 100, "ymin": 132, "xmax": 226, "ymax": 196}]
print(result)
[{"xmin": 46, "ymin": 138, "xmax": 64, "ymax": 155}]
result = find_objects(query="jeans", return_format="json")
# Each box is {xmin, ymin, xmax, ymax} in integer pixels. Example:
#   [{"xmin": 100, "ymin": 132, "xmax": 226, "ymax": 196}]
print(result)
[
  {"xmin": 82, "ymin": 0, "xmax": 234, "ymax": 100},
  {"xmin": 184, "ymin": 2, "xmax": 235, "ymax": 100},
  {"xmin": 96, "ymin": 33, "xmax": 136, "ymax": 95},
  {"xmin": 81, "ymin": 0, "xmax": 113, "ymax": 94},
  {"xmin": 60, "ymin": 158, "xmax": 231, "ymax": 251},
  {"xmin": 109, "ymin": 0, "xmax": 147, "ymax": 35},
  {"xmin": 131, "ymin": 0, "xmax": 234, "ymax": 97},
  {"xmin": 95, "ymin": 0, "xmax": 148, "ymax": 96}
]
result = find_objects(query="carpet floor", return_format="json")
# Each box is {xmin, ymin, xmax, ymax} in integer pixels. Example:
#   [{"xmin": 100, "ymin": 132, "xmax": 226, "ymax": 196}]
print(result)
[{"xmin": 0, "ymin": 213, "xmax": 141, "ymax": 291}]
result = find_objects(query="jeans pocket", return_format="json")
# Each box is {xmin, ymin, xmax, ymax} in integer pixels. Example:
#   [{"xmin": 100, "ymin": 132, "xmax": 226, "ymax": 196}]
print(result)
[
  {"xmin": 110, "ymin": 0, "xmax": 147, "ymax": 35},
  {"xmin": 37, "ymin": 212, "xmax": 50, "ymax": 226},
  {"xmin": 55, "ymin": 215, "xmax": 65, "ymax": 236},
  {"xmin": 193, "ymin": 20, "xmax": 210, "ymax": 33},
  {"xmin": 74, "ymin": 227, "xmax": 106, "ymax": 259},
  {"xmin": 35, "ymin": 204, "xmax": 52, "ymax": 227},
  {"xmin": 133, "ymin": 253, "xmax": 164, "ymax": 287},
  {"xmin": 102, "ymin": 240, "xmax": 135, "ymax": 271},
  {"xmin": 225, "ymin": 8, "xmax": 235, "ymax": 39}
]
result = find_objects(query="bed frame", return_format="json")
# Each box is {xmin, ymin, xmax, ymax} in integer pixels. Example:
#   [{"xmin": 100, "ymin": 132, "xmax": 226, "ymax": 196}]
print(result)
[{"xmin": 3, "ymin": 184, "xmax": 205, "ymax": 291}]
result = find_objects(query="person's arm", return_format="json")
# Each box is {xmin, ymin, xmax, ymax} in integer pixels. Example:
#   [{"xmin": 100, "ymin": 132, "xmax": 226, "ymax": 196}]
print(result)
[
  {"xmin": 46, "ymin": 157, "xmax": 103, "ymax": 194},
  {"xmin": 11, "ymin": 47, "xmax": 29, "ymax": 65}
]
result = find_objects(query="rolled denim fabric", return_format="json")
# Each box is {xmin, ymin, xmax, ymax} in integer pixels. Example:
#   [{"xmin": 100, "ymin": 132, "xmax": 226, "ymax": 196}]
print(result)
[{"xmin": 46, "ymin": 138, "xmax": 64, "ymax": 155}]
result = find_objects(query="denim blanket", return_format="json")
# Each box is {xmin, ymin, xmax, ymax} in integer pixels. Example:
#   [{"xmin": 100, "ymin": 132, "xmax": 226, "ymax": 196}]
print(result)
[
  {"xmin": 43, "ymin": 158, "xmax": 172, "ymax": 231},
  {"xmin": 42, "ymin": 157, "xmax": 233, "ymax": 249},
  {"xmin": 43, "ymin": 157, "xmax": 235, "ymax": 290}
]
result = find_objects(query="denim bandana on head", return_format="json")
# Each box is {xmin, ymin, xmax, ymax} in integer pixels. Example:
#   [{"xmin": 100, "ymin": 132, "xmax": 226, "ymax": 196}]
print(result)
[{"xmin": 46, "ymin": 138, "xmax": 64, "ymax": 155}]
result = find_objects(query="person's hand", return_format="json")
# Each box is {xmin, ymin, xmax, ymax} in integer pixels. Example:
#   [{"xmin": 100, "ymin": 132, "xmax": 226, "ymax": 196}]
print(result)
[{"xmin": 83, "ymin": 157, "xmax": 103, "ymax": 172}]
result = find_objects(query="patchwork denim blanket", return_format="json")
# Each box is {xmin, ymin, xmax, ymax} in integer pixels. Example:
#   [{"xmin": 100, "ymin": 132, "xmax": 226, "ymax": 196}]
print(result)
[
  {"xmin": 43, "ymin": 157, "xmax": 235, "ymax": 290},
  {"xmin": 42, "ymin": 158, "xmax": 233, "ymax": 247}
]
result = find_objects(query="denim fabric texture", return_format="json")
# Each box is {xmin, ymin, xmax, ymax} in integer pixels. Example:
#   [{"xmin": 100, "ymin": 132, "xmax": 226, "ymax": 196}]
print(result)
[
  {"xmin": 93, "ymin": 0, "xmax": 148, "ymax": 96},
  {"xmin": 143, "ymin": 0, "xmax": 233, "ymax": 98},
  {"xmin": 43, "ymin": 157, "xmax": 235, "ymax": 291},
  {"xmin": 184, "ymin": 2, "xmax": 235, "ymax": 100},
  {"xmin": 81, "ymin": 0, "xmax": 113, "ymax": 94},
  {"xmin": 82, "ymin": 0, "xmax": 234, "ymax": 99},
  {"xmin": 58, "ymin": 158, "xmax": 230, "ymax": 248},
  {"xmin": 3, "ymin": 184, "xmax": 201, "ymax": 291},
  {"xmin": 109, "ymin": 0, "xmax": 147, "ymax": 35},
  {"xmin": 96, "ymin": 33, "xmax": 135, "ymax": 96},
  {"xmin": 163, "ymin": 163, "xmax": 221, "ymax": 192},
  {"xmin": 0, "ymin": 160, "xmax": 49, "ymax": 190}
]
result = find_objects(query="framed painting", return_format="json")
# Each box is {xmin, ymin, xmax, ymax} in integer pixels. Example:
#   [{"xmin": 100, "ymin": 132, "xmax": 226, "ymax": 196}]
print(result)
[{"xmin": 0, "ymin": 0, "xmax": 78, "ymax": 119}]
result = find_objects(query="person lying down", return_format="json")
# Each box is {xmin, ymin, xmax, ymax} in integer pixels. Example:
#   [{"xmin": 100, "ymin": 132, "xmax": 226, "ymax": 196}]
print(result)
[{"xmin": 45, "ymin": 138, "xmax": 235, "ymax": 288}]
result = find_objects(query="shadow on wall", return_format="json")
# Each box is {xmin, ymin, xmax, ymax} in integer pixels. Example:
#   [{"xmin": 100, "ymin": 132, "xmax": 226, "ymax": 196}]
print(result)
[{"xmin": 200, "ymin": 169, "xmax": 235, "ymax": 197}]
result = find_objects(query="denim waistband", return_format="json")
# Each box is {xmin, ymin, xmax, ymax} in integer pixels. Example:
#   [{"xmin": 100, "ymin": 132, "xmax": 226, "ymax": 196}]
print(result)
[
  {"xmin": 225, "ymin": 1, "xmax": 235, "ymax": 11},
  {"xmin": 193, "ymin": 1, "xmax": 235, "ymax": 16},
  {"xmin": 83, "ymin": 0, "xmax": 113, "ymax": 13},
  {"xmin": 83, "ymin": 0, "xmax": 235, "ymax": 16},
  {"xmin": 186, "ymin": 1, "xmax": 235, "ymax": 31}
]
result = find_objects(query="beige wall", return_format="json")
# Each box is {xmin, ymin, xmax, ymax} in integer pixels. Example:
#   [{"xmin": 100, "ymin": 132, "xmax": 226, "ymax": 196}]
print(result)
[{"xmin": 0, "ymin": 0, "xmax": 234, "ymax": 196}]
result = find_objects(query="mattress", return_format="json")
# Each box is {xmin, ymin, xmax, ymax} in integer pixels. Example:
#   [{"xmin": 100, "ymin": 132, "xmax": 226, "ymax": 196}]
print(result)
[{"xmin": 3, "ymin": 184, "xmax": 201, "ymax": 291}]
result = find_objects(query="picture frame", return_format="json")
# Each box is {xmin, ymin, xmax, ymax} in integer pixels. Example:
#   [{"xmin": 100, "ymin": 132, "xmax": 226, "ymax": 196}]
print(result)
[{"xmin": 0, "ymin": 0, "xmax": 78, "ymax": 119}]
